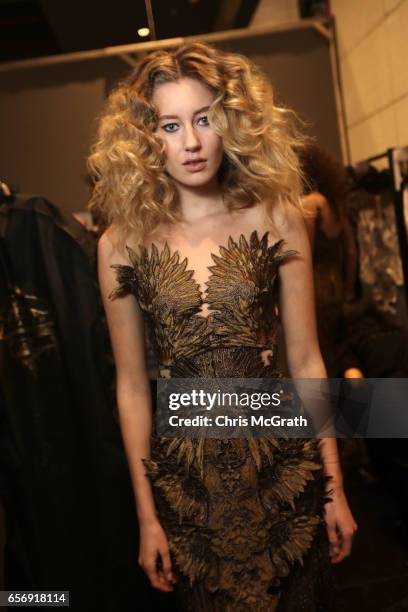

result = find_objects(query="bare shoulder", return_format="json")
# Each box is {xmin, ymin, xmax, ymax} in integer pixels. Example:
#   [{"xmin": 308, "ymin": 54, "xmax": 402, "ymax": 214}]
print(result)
[
  {"xmin": 263, "ymin": 199, "xmax": 313, "ymax": 257},
  {"xmin": 264, "ymin": 198, "xmax": 306, "ymax": 235},
  {"xmin": 98, "ymin": 224, "xmax": 141, "ymax": 266},
  {"xmin": 97, "ymin": 225, "xmax": 135, "ymax": 303},
  {"xmin": 98, "ymin": 225, "xmax": 122, "ymax": 262},
  {"xmin": 245, "ymin": 200, "xmax": 282, "ymax": 242}
]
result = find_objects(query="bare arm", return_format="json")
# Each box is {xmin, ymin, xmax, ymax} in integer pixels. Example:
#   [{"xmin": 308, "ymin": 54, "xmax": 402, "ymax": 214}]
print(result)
[
  {"xmin": 98, "ymin": 229, "xmax": 158, "ymax": 526},
  {"xmin": 275, "ymin": 202, "xmax": 357, "ymax": 562},
  {"xmin": 275, "ymin": 203, "xmax": 342, "ymax": 487}
]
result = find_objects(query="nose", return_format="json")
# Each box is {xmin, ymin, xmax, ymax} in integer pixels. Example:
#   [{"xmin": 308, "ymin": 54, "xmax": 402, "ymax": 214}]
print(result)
[{"xmin": 184, "ymin": 124, "xmax": 201, "ymax": 151}]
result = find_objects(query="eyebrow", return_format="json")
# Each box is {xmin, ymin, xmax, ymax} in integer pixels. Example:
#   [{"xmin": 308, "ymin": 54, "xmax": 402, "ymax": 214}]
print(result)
[{"xmin": 158, "ymin": 105, "xmax": 210, "ymax": 120}]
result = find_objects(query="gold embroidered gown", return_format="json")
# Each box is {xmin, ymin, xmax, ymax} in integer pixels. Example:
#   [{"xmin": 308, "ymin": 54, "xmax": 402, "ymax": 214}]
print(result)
[{"xmin": 109, "ymin": 230, "xmax": 336, "ymax": 612}]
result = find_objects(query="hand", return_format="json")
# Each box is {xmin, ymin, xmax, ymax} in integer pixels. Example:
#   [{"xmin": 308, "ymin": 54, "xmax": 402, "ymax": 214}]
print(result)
[
  {"xmin": 138, "ymin": 519, "xmax": 178, "ymax": 592},
  {"xmin": 324, "ymin": 485, "xmax": 358, "ymax": 563}
]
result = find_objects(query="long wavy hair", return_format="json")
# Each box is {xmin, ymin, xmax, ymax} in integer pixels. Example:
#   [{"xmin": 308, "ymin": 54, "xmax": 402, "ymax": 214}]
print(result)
[{"xmin": 87, "ymin": 41, "xmax": 308, "ymax": 249}]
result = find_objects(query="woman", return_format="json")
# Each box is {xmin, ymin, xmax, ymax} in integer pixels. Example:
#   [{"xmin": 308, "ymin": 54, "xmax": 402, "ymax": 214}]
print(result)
[
  {"xmin": 88, "ymin": 42, "xmax": 357, "ymax": 611},
  {"xmin": 299, "ymin": 143, "xmax": 363, "ymax": 379}
]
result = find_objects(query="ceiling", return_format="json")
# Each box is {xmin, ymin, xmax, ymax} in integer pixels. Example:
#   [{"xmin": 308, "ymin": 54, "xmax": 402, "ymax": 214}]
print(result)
[{"xmin": 0, "ymin": 0, "xmax": 261, "ymax": 63}]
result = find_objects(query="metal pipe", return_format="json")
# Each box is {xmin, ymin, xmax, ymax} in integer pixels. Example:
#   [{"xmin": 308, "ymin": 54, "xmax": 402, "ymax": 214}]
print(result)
[{"xmin": 145, "ymin": 0, "xmax": 156, "ymax": 41}]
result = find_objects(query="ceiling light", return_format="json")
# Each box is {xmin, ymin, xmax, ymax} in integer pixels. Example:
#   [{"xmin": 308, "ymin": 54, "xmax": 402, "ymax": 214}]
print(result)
[{"xmin": 137, "ymin": 27, "xmax": 150, "ymax": 37}]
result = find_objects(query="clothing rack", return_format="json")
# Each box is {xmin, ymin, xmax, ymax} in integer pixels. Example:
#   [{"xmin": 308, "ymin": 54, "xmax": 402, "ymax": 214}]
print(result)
[{"xmin": 355, "ymin": 146, "xmax": 408, "ymax": 307}]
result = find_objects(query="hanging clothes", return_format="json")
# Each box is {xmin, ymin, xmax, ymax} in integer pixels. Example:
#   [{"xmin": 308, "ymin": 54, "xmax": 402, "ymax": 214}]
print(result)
[
  {"xmin": 347, "ymin": 187, "xmax": 406, "ymax": 326},
  {"xmin": 312, "ymin": 208, "xmax": 360, "ymax": 377},
  {"xmin": 0, "ymin": 193, "xmax": 178, "ymax": 611}
]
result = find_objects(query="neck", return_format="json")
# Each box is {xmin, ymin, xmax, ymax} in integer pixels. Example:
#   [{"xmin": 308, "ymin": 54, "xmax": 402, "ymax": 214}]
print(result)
[{"xmin": 175, "ymin": 175, "xmax": 227, "ymax": 224}]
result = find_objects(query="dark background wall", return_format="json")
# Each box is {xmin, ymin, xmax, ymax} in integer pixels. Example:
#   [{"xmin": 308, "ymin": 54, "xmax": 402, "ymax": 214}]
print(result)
[{"xmin": 0, "ymin": 26, "xmax": 341, "ymax": 216}]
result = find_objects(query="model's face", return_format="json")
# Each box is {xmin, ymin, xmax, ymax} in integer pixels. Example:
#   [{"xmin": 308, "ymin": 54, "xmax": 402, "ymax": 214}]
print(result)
[{"xmin": 152, "ymin": 77, "xmax": 224, "ymax": 187}]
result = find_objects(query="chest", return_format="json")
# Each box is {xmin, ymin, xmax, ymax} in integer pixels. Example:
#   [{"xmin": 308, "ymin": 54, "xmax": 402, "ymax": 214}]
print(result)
[{"xmin": 131, "ymin": 230, "xmax": 297, "ymax": 324}]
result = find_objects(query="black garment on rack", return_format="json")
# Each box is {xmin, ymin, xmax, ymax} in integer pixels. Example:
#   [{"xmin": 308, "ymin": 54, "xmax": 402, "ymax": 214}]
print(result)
[
  {"xmin": 313, "ymin": 209, "xmax": 360, "ymax": 377},
  {"xmin": 0, "ymin": 194, "xmax": 179, "ymax": 611}
]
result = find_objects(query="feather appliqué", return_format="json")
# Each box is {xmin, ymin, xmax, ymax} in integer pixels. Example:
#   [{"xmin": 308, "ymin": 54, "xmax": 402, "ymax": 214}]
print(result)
[{"xmin": 108, "ymin": 229, "xmax": 335, "ymax": 611}]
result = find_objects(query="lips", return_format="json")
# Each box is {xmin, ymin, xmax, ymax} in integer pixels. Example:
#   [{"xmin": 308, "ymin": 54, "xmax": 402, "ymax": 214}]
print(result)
[
  {"xmin": 183, "ymin": 158, "xmax": 206, "ymax": 165},
  {"xmin": 183, "ymin": 159, "xmax": 207, "ymax": 173}
]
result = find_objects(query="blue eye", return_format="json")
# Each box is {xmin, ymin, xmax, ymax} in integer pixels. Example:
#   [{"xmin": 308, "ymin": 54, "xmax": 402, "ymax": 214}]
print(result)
[
  {"xmin": 162, "ymin": 123, "xmax": 178, "ymax": 133},
  {"xmin": 161, "ymin": 116, "xmax": 209, "ymax": 132}
]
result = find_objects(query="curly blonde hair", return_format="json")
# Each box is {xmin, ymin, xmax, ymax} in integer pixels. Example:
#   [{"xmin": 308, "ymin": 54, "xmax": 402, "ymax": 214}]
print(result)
[{"xmin": 87, "ymin": 41, "xmax": 308, "ymax": 249}]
